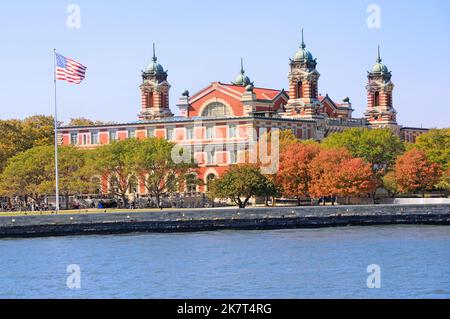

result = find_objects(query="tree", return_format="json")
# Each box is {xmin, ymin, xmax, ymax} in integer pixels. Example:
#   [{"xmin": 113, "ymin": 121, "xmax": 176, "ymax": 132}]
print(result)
[
  {"xmin": 333, "ymin": 158, "xmax": 377, "ymax": 203},
  {"xmin": 309, "ymin": 148, "xmax": 376, "ymax": 203},
  {"xmin": 67, "ymin": 117, "xmax": 106, "ymax": 127},
  {"xmin": 207, "ymin": 164, "xmax": 276, "ymax": 208},
  {"xmin": 323, "ymin": 128, "xmax": 405, "ymax": 173},
  {"xmin": 0, "ymin": 115, "xmax": 54, "ymax": 173},
  {"xmin": 382, "ymin": 171, "xmax": 399, "ymax": 198},
  {"xmin": 275, "ymin": 143, "xmax": 321, "ymax": 204},
  {"xmin": 89, "ymin": 138, "xmax": 140, "ymax": 207},
  {"xmin": 39, "ymin": 146, "xmax": 95, "ymax": 209},
  {"xmin": 0, "ymin": 146, "xmax": 53, "ymax": 205},
  {"xmin": 413, "ymin": 128, "xmax": 450, "ymax": 170},
  {"xmin": 133, "ymin": 138, "xmax": 196, "ymax": 208},
  {"xmin": 394, "ymin": 149, "xmax": 442, "ymax": 196},
  {"xmin": 436, "ymin": 167, "xmax": 450, "ymax": 196}
]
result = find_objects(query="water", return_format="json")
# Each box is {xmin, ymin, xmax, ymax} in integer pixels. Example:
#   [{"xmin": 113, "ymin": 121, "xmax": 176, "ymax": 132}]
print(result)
[{"xmin": 0, "ymin": 225, "xmax": 449, "ymax": 298}]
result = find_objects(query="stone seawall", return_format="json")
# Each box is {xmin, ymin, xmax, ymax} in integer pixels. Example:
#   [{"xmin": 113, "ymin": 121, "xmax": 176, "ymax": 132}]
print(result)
[{"xmin": 1, "ymin": 204, "xmax": 449, "ymax": 238}]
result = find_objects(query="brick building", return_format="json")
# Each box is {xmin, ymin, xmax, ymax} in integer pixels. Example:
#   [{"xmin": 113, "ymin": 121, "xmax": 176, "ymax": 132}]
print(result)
[{"xmin": 60, "ymin": 36, "xmax": 428, "ymax": 196}]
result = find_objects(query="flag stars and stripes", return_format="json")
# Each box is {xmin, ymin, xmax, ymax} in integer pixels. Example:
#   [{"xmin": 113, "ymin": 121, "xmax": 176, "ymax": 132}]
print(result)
[{"xmin": 55, "ymin": 53, "xmax": 87, "ymax": 84}]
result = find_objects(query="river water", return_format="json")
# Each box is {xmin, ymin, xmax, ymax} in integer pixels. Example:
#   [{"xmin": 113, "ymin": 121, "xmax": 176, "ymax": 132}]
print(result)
[{"xmin": 0, "ymin": 225, "xmax": 449, "ymax": 298}]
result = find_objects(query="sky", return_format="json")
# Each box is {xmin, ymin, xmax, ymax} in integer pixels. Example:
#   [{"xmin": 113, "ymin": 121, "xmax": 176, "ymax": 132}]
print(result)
[{"xmin": 1, "ymin": 0, "xmax": 449, "ymax": 128}]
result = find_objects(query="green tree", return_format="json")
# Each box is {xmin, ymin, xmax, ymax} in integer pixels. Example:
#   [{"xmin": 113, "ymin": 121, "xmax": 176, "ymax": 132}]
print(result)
[
  {"xmin": 0, "ymin": 115, "xmax": 54, "ymax": 173},
  {"xmin": 88, "ymin": 138, "xmax": 140, "ymax": 207},
  {"xmin": 133, "ymin": 138, "xmax": 196, "ymax": 208},
  {"xmin": 413, "ymin": 128, "xmax": 450, "ymax": 170},
  {"xmin": 207, "ymin": 164, "xmax": 276, "ymax": 208},
  {"xmin": 39, "ymin": 146, "xmax": 95, "ymax": 209},
  {"xmin": 323, "ymin": 128, "xmax": 405, "ymax": 173},
  {"xmin": 67, "ymin": 117, "xmax": 106, "ymax": 127},
  {"xmin": 0, "ymin": 146, "xmax": 52, "ymax": 205}
]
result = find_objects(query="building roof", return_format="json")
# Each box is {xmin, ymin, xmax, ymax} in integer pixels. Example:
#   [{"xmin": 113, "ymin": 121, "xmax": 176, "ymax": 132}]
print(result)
[{"xmin": 220, "ymin": 83, "xmax": 285, "ymax": 101}]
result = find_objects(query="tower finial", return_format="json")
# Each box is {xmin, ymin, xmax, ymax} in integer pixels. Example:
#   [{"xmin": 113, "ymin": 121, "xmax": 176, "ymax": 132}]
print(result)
[
  {"xmin": 377, "ymin": 45, "xmax": 382, "ymax": 63},
  {"xmin": 301, "ymin": 29, "xmax": 306, "ymax": 49},
  {"xmin": 152, "ymin": 43, "xmax": 157, "ymax": 62},
  {"xmin": 240, "ymin": 58, "xmax": 244, "ymax": 74}
]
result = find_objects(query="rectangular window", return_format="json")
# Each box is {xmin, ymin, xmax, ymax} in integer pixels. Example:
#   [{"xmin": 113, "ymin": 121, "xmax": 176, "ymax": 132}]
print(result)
[
  {"xmin": 207, "ymin": 149, "xmax": 215, "ymax": 164},
  {"xmin": 128, "ymin": 130, "xmax": 136, "ymax": 139},
  {"xmin": 206, "ymin": 126, "xmax": 214, "ymax": 139},
  {"xmin": 166, "ymin": 127, "xmax": 174, "ymax": 141},
  {"xmin": 186, "ymin": 127, "xmax": 194, "ymax": 140},
  {"xmin": 229, "ymin": 149, "xmax": 238, "ymax": 164},
  {"xmin": 147, "ymin": 128, "xmax": 155, "ymax": 138},
  {"xmin": 81, "ymin": 134, "xmax": 88, "ymax": 145},
  {"xmin": 91, "ymin": 132, "xmax": 99, "ymax": 145},
  {"xmin": 229, "ymin": 125, "xmax": 236, "ymax": 138},
  {"xmin": 70, "ymin": 133, "xmax": 78, "ymax": 145},
  {"xmin": 109, "ymin": 131, "xmax": 116, "ymax": 142}
]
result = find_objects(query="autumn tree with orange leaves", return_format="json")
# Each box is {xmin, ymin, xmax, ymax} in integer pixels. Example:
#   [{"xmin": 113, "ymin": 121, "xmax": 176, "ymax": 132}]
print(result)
[
  {"xmin": 275, "ymin": 143, "xmax": 321, "ymax": 204},
  {"xmin": 394, "ymin": 149, "xmax": 442, "ymax": 197},
  {"xmin": 308, "ymin": 148, "xmax": 376, "ymax": 204}
]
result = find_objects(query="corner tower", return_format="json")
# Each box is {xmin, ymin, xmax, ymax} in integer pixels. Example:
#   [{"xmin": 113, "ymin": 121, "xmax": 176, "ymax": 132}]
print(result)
[
  {"xmin": 139, "ymin": 44, "xmax": 173, "ymax": 120},
  {"xmin": 364, "ymin": 46, "xmax": 398, "ymax": 129},
  {"xmin": 286, "ymin": 30, "xmax": 321, "ymax": 118}
]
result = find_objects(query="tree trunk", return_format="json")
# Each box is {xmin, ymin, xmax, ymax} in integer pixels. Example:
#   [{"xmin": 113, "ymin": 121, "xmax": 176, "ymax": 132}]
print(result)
[
  {"xmin": 156, "ymin": 193, "xmax": 161, "ymax": 209},
  {"xmin": 65, "ymin": 193, "xmax": 70, "ymax": 210}
]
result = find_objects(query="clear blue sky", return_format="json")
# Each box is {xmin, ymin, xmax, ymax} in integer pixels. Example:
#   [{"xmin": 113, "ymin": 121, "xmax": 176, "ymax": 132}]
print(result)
[{"xmin": 1, "ymin": 0, "xmax": 449, "ymax": 128}]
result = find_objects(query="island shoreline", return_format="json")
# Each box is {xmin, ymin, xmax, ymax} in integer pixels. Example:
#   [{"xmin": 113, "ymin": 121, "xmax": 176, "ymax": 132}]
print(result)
[{"xmin": 1, "ymin": 204, "xmax": 449, "ymax": 239}]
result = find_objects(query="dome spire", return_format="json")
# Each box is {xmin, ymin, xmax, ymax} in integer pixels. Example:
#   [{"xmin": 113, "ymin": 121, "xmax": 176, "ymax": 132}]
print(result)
[
  {"xmin": 377, "ymin": 45, "xmax": 382, "ymax": 63},
  {"xmin": 232, "ymin": 58, "xmax": 251, "ymax": 86},
  {"xmin": 301, "ymin": 29, "xmax": 306, "ymax": 49},
  {"xmin": 152, "ymin": 43, "xmax": 157, "ymax": 62}
]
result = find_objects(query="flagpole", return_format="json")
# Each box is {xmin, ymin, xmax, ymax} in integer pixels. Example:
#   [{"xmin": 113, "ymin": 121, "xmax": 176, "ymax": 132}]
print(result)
[{"xmin": 53, "ymin": 49, "xmax": 60, "ymax": 212}]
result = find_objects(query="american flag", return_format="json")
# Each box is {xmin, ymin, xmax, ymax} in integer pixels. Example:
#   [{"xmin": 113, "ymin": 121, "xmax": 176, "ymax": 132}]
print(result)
[{"xmin": 55, "ymin": 53, "xmax": 87, "ymax": 84}]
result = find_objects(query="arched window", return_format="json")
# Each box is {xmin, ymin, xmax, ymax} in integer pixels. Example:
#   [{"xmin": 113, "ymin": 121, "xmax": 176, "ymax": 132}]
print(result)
[
  {"xmin": 128, "ymin": 176, "xmax": 138, "ymax": 194},
  {"xmin": 374, "ymin": 91, "xmax": 380, "ymax": 106},
  {"xmin": 109, "ymin": 176, "xmax": 119, "ymax": 194},
  {"xmin": 185, "ymin": 173, "xmax": 198, "ymax": 193},
  {"xmin": 206, "ymin": 173, "xmax": 216, "ymax": 190},
  {"xmin": 201, "ymin": 102, "xmax": 230, "ymax": 117},
  {"xmin": 297, "ymin": 81, "xmax": 303, "ymax": 98},
  {"xmin": 147, "ymin": 92, "xmax": 154, "ymax": 108}
]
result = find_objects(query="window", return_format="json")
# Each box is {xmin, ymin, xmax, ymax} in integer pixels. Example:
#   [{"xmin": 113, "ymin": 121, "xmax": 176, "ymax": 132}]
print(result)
[
  {"xmin": 128, "ymin": 176, "xmax": 138, "ymax": 194},
  {"xmin": 206, "ymin": 126, "xmax": 214, "ymax": 139},
  {"xmin": 207, "ymin": 149, "xmax": 215, "ymax": 164},
  {"xmin": 70, "ymin": 133, "xmax": 78, "ymax": 145},
  {"xmin": 91, "ymin": 132, "xmax": 99, "ymax": 145},
  {"xmin": 147, "ymin": 92, "xmax": 154, "ymax": 108},
  {"xmin": 128, "ymin": 130, "xmax": 136, "ymax": 139},
  {"xmin": 297, "ymin": 81, "xmax": 303, "ymax": 98},
  {"xmin": 166, "ymin": 128, "xmax": 174, "ymax": 140},
  {"xmin": 186, "ymin": 127, "xmax": 194, "ymax": 140},
  {"xmin": 82, "ymin": 134, "xmax": 88, "ymax": 145},
  {"xmin": 229, "ymin": 125, "xmax": 236, "ymax": 138},
  {"xmin": 147, "ymin": 128, "xmax": 155, "ymax": 138},
  {"xmin": 109, "ymin": 131, "xmax": 116, "ymax": 142},
  {"xmin": 206, "ymin": 174, "xmax": 216, "ymax": 190},
  {"xmin": 201, "ymin": 102, "xmax": 230, "ymax": 117},
  {"xmin": 185, "ymin": 174, "xmax": 198, "ymax": 193},
  {"xmin": 229, "ymin": 149, "xmax": 238, "ymax": 164},
  {"xmin": 374, "ymin": 91, "xmax": 380, "ymax": 106}
]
